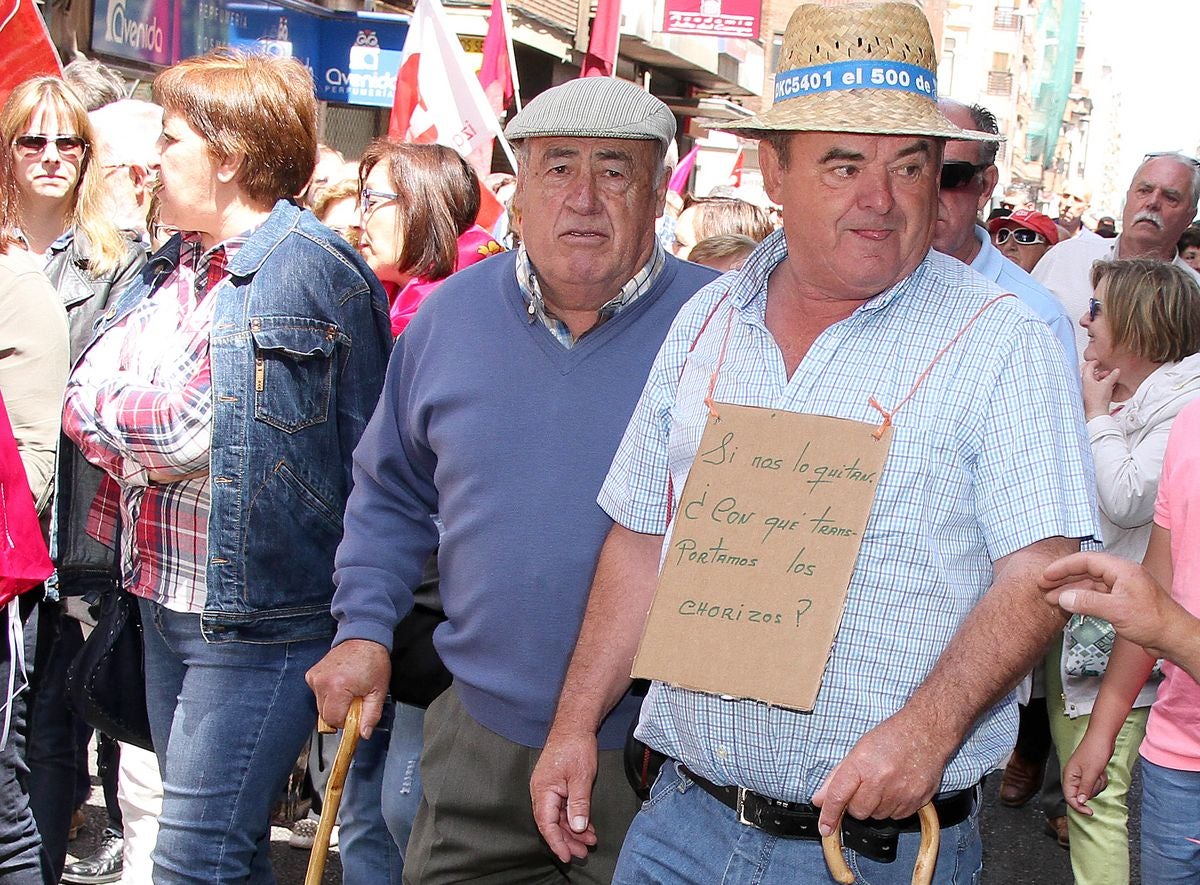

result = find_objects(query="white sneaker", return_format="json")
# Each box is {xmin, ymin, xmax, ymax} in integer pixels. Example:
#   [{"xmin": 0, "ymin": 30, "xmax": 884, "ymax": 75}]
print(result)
[{"xmin": 288, "ymin": 817, "xmax": 338, "ymax": 850}]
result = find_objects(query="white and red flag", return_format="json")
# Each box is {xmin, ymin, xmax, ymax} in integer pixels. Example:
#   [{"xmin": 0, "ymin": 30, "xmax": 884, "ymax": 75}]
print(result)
[
  {"xmin": 0, "ymin": 0, "xmax": 62, "ymax": 106},
  {"xmin": 389, "ymin": 0, "xmax": 514, "ymax": 178}
]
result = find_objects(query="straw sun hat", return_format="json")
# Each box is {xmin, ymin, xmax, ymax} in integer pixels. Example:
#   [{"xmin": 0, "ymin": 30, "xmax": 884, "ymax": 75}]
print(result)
[{"xmin": 722, "ymin": 1, "xmax": 999, "ymax": 143}]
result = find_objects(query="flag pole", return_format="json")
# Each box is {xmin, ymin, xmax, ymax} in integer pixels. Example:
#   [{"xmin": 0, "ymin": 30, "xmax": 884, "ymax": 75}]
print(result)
[{"xmin": 500, "ymin": 0, "xmax": 522, "ymax": 112}]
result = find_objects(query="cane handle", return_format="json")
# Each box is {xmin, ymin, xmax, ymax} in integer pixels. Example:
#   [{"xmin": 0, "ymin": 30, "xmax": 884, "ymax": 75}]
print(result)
[{"xmin": 820, "ymin": 802, "xmax": 940, "ymax": 885}]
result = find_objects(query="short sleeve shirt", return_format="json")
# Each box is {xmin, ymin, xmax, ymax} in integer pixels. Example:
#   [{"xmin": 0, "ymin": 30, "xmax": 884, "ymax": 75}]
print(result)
[
  {"xmin": 1144, "ymin": 398, "xmax": 1200, "ymax": 771},
  {"xmin": 600, "ymin": 230, "xmax": 1100, "ymax": 801}
]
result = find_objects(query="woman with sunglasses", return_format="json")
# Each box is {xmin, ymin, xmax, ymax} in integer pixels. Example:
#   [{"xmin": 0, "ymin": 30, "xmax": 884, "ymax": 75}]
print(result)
[
  {"xmin": 357, "ymin": 140, "xmax": 503, "ymax": 337},
  {"xmin": 2, "ymin": 75, "xmax": 147, "ymax": 881},
  {"xmin": 0, "ymin": 82, "xmax": 71, "ymax": 885},
  {"xmin": 1047, "ymin": 258, "xmax": 1200, "ymax": 885},
  {"xmin": 987, "ymin": 209, "xmax": 1059, "ymax": 274}
]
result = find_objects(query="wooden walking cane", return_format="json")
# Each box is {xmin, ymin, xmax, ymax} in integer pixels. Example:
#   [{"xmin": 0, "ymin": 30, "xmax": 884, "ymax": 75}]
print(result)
[
  {"xmin": 821, "ymin": 802, "xmax": 940, "ymax": 885},
  {"xmin": 304, "ymin": 697, "xmax": 363, "ymax": 885}
]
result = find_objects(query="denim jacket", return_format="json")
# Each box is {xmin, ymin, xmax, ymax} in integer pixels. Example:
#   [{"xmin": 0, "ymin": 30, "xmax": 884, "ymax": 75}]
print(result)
[{"xmin": 88, "ymin": 200, "xmax": 392, "ymax": 642}]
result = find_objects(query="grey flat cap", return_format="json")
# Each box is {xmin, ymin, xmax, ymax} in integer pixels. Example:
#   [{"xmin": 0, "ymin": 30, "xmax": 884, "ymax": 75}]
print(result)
[{"xmin": 505, "ymin": 77, "xmax": 676, "ymax": 148}]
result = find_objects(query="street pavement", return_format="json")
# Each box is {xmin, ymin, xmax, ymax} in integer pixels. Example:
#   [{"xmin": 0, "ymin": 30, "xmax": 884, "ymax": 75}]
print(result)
[{"xmin": 70, "ymin": 766, "xmax": 1145, "ymax": 883}]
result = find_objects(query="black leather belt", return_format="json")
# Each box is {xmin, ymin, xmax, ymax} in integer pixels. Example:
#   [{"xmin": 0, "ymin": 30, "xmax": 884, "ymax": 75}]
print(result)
[{"xmin": 680, "ymin": 766, "xmax": 977, "ymax": 864}]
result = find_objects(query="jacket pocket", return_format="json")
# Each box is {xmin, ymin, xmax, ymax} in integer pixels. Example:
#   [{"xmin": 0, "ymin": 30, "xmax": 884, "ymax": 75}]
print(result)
[{"xmin": 249, "ymin": 318, "xmax": 345, "ymax": 433}]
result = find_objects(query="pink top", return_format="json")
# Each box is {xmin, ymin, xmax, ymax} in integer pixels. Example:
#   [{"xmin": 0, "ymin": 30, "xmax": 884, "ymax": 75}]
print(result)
[
  {"xmin": 1144, "ymin": 397, "xmax": 1200, "ymax": 770},
  {"xmin": 389, "ymin": 225, "xmax": 503, "ymax": 337}
]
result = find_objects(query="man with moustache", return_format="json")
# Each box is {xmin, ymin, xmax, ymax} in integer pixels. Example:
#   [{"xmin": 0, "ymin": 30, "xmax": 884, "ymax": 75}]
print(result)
[
  {"xmin": 930, "ymin": 98, "xmax": 1075, "ymax": 364},
  {"xmin": 1035, "ymin": 153, "xmax": 1200, "ymax": 362}
]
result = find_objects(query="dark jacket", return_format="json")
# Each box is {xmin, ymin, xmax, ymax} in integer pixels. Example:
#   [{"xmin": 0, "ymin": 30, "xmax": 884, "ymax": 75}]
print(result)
[{"xmin": 47, "ymin": 231, "xmax": 146, "ymax": 590}]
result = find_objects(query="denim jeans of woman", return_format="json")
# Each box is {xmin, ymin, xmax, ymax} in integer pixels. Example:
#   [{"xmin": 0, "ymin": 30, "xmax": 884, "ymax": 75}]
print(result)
[
  {"xmin": 614, "ymin": 763, "xmax": 983, "ymax": 885},
  {"xmin": 138, "ymin": 598, "xmax": 327, "ymax": 884}
]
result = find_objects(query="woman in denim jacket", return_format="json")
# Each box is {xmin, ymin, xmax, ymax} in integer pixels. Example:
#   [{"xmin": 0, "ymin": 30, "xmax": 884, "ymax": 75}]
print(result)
[{"xmin": 61, "ymin": 50, "xmax": 391, "ymax": 883}]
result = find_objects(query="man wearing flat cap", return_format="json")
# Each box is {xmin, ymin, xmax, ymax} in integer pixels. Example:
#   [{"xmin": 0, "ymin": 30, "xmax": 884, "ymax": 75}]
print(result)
[
  {"xmin": 306, "ymin": 77, "xmax": 717, "ymax": 883},
  {"xmin": 532, "ymin": 3, "xmax": 1098, "ymax": 882}
]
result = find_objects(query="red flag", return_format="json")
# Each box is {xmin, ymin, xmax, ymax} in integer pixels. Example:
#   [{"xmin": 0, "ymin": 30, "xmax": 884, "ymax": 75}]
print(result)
[
  {"xmin": 668, "ymin": 146, "xmax": 699, "ymax": 196},
  {"xmin": 581, "ymin": 0, "xmax": 621, "ymax": 78},
  {"xmin": 0, "ymin": 0, "xmax": 62, "ymax": 106},
  {"xmin": 478, "ymin": 0, "xmax": 514, "ymax": 115},
  {"xmin": 726, "ymin": 146, "xmax": 745, "ymax": 188}
]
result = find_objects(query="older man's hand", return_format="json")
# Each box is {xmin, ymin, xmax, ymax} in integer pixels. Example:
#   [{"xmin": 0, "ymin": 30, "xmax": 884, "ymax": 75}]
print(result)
[
  {"xmin": 811, "ymin": 705, "xmax": 953, "ymax": 835},
  {"xmin": 305, "ymin": 639, "xmax": 391, "ymax": 740},
  {"xmin": 530, "ymin": 729, "xmax": 600, "ymax": 864}
]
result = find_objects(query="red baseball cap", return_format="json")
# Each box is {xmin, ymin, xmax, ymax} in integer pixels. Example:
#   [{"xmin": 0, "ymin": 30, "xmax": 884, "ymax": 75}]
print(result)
[{"xmin": 987, "ymin": 209, "xmax": 1059, "ymax": 246}]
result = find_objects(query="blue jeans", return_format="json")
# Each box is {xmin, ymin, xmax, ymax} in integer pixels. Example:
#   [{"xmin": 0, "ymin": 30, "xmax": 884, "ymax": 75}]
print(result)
[
  {"xmin": 380, "ymin": 701, "xmax": 426, "ymax": 862},
  {"xmin": 139, "ymin": 598, "xmax": 327, "ymax": 884},
  {"xmin": 614, "ymin": 763, "xmax": 983, "ymax": 885},
  {"xmin": 0, "ymin": 601, "xmax": 51, "ymax": 884},
  {"xmin": 1140, "ymin": 757, "xmax": 1200, "ymax": 883},
  {"xmin": 339, "ymin": 701, "xmax": 405, "ymax": 885}
]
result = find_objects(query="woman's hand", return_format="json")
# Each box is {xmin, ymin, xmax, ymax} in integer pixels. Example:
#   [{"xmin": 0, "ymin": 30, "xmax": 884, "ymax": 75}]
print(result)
[{"xmin": 1081, "ymin": 359, "xmax": 1119, "ymax": 420}]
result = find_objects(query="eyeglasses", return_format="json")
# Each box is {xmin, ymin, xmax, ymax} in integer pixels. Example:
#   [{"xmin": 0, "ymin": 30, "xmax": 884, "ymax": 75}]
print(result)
[
  {"xmin": 1088, "ymin": 297, "xmax": 1102, "ymax": 321},
  {"xmin": 939, "ymin": 161, "xmax": 987, "ymax": 190},
  {"xmin": 359, "ymin": 188, "xmax": 399, "ymax": 217},
  {"xmin": 993, "ymin": 227, "xmax": 1046, "ymax": 246},
  {"xmin": 13, "ymin": 134, "xmax": 88, "ymax": 160}
]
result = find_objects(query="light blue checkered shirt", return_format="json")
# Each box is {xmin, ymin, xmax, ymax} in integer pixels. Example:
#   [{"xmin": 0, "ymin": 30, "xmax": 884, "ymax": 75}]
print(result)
[
  {"xmin": 515, "ymin": 241, "xmax": 666, "ymax": 348},
  {"xmin": 599, "ymin": 230, "xmax": 1100, "ymax": 803}
]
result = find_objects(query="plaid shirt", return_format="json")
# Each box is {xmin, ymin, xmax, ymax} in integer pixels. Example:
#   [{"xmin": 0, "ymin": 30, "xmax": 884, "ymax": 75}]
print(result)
[
  {"xmin": 62, "ymin": 233, "xmax": 245, "ymax": 613},
  {"xmin": 516, "ymin": 241, "xmax": 666, "ymax": 348},
  {"xmin": 600, "ymin": 231, "xmax": 1099, "ymax": 801}
]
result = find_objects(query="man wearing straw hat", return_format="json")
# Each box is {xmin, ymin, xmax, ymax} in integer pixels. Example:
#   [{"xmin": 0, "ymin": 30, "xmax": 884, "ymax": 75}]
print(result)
[{"xmin": 531, "ymin": 3, "xmax": 1099, "ymax": 882}]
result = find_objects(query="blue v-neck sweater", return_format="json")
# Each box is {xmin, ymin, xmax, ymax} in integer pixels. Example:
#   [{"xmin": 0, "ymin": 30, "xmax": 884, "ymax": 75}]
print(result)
[{"xmin": 332, "ymin": 251, "xmax": 718, "ymax": 748}]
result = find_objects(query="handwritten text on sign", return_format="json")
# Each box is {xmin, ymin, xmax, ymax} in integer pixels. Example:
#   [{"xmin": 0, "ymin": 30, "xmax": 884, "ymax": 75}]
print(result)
[{"xmin": 632, "ymin": 405, "xmax": 892, "ymax": 711}]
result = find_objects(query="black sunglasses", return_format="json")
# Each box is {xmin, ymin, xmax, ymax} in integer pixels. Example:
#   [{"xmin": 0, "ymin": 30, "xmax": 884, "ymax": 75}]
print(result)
[
  {"xmin": 993, "ymin": 227, "xmax": 1046, "ymax": 246},
  {"xmin": 1088, "ymin": 297, "xmax": 1102, "ymax": 321},
  {"xmin": 14, "ymin": 134, "xmax": 88, "ymax": 159},
  {"xmin": 939, "ymin": 161, "xmax": 986, "ymax": 190}
]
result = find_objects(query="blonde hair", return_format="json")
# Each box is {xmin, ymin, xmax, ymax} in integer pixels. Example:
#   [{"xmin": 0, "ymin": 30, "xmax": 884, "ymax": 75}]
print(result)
[
  {"xmin": 1, "ymin": 76, "xmax": 128, "ymax": 276},
  {"xmin": 1090, "ymin": 258, "xmax": 1200, "ymax": 363}
]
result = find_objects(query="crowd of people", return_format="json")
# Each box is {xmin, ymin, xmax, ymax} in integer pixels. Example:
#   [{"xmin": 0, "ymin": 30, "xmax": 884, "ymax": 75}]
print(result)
[{"xmin": 0, "ymin": 1, "xmax": 1198, "ymax": 884}]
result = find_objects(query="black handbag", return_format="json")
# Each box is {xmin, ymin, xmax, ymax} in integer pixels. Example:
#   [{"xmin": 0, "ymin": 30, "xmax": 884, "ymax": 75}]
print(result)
[
  {"xmin": 389, "ymin": 552, "xmax": 451, "ymax": 709},
  {"xmin": 66, "ymin": 585, "xmax": 153, "ymax": 751}
]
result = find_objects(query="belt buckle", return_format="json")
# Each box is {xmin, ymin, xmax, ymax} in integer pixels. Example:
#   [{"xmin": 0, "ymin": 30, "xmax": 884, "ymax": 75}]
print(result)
[{"xmin": 736, "ymin": 788, "xmax": 754, "ymax": 826}]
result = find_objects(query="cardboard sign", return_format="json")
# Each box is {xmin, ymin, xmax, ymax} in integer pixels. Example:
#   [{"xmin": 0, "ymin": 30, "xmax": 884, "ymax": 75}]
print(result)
[{"xmin": 632, "ymin": 404, "xmax": 892, "ymax": 710}]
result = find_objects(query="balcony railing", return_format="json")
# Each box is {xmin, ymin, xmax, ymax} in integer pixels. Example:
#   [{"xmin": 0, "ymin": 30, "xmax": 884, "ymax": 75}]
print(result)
[
  {"xmin": 987, "ymin": 70, "xmax": 1014, "ymax": 95},
  {"xmin": 993, "ymin": 8, "xmax": 1020, "ymax": 30}
]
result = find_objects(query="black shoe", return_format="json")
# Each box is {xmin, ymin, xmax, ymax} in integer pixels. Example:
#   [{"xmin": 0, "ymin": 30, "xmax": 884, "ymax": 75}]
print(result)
[{"xmin": 62, "ymin": 827, "xmax": 124, "ymax": 884}]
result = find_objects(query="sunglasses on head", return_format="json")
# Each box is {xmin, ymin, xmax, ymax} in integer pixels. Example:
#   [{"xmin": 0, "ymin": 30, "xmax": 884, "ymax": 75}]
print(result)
[
  {"xmin": 939, "ymin": 161, "xmax": 986, "ymax": 190},
  {"xmin": 1144, "ymin": 151, "xmax": 1200, "ymax": 168},
  {"xmin": 1088, "ymin": 297, "xmax": 1102, "ymax": 321},
  {"xmin": 993, "ymin": 227, "xmax": 1046, "ymax": 246},
  {"xmin": 13, "ymin": 133, "xmax": 88, "ymax": 159}
]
